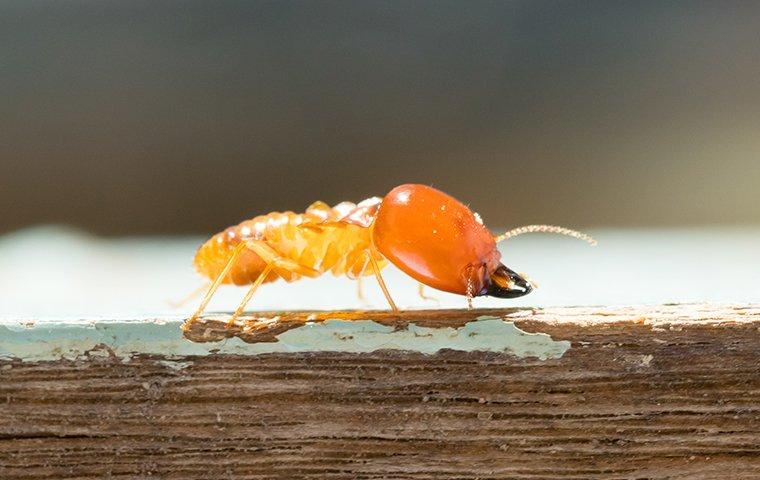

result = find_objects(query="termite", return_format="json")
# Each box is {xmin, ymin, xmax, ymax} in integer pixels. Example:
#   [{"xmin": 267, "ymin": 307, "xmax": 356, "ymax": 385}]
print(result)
[{"xmin": 183, "ymin": 184, "xmax": 595, "ymax": 330}]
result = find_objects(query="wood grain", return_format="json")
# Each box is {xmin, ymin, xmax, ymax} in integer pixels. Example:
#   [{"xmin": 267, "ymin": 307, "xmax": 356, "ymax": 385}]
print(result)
[{"xmin": 2, "ymin": 304, "xmax": 760, "ymax": 479}]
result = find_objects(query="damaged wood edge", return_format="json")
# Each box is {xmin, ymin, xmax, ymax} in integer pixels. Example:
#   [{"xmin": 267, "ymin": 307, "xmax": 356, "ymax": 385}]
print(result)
[
  {"xmin": 2, "ymin": 308, "xmax": 572, "ymax": 362},
  {"xmin": 2, "ymin": 304, "xmax": 756, "ymax": 362},
  {"xmin": 184, "ymin": 307, "xmax": 531, "ymax": 343},
  {"xmin": 182, "ymin": 303, "xmax": 760, "ymax": 344}
]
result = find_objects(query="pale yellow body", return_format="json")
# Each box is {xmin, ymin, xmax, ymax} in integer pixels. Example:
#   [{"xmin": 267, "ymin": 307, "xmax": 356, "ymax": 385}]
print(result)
[{"xmin": 193, "ymin": 198, "xmax": 386, "ymax": 286}]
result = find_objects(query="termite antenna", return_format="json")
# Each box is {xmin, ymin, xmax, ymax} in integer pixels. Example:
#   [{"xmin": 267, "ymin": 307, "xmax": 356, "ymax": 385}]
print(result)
[{"xmin": 494, "ymin": 225, "xmax": 597, "ymax": 246}]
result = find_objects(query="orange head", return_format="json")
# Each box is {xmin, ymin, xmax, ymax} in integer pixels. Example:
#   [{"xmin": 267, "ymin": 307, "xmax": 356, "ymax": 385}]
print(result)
[{"xmin": 371, "ymin": 184, "xmax": 532, "ymax": 298}]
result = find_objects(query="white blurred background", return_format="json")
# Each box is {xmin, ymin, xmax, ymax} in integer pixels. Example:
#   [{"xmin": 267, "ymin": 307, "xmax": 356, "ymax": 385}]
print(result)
[{"xmin": 2, "ymin": 225, "xmax": 758, "ymax": 320}]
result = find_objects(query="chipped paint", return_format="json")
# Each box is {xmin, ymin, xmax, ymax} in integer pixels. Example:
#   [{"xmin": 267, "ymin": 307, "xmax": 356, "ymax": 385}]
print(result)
[{"xmin": 0, "ymin": 316, "xmax": 570, "ymax": 362}]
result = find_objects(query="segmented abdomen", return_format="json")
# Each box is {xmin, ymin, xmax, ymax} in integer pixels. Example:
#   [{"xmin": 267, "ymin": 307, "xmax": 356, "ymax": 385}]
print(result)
[{"xmin": 193, "ymin": 198, "xmax": 386, "ymax": 285}]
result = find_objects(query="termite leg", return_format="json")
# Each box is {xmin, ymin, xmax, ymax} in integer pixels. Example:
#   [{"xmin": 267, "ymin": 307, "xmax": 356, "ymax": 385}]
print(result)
[
  {"xmin": 350, "ymin": 254, "xmax": 372, "ymax": 308},
  {"xmin": 357, "ymin": 276, "xmax": 365, "ymax": 301},
  {"xmin": 167, "ymin": 282, "xmax": 210, "ymax": 309},
  {"xmin": 367, "ymin": 252, "xmax": 399, "ymax": 312},
  {"xmin": 225, "ymin": 240, "xmax": 321, "ymax": 327},
  {"xmin": 228, "ymin": 263, "xmax": 274, "ymax": 327},
  {"xmin": 417, "ymin": 283, "xmax": 440, "ymax": 305},
  {"xmin": 356, "ymin": 276, "xmax": 371, "ymax": 307},
  {"xmin": 465, "ymin": 274, "xmax": 475, "ymax": 310},
  {"xmin": 184, "ymin": 242, "xmax": 246, "ymax": 331},
  {"xmin": 244, "ymin": 240, "xmax": 321, "ymax": 278}
]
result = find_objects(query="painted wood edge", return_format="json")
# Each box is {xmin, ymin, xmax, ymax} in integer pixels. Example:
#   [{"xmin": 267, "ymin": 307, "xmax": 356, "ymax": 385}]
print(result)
[
  {"xmin": 1, "ymin": 303, "xmax": 757, "ymax": 363},
  {"xmin": 184, "ymin": 303, "xmax": 760, "ymax": 343}
]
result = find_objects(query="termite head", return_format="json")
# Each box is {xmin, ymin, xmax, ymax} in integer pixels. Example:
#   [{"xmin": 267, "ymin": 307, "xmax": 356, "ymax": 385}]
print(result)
[{"xmin": 372, "ymin": 184, "xmax": 532, "ymax": 299}]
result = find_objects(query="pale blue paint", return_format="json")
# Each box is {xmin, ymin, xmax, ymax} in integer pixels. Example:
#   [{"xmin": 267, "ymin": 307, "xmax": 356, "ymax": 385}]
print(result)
[{"xmin": 0, "ymin": 316, "xmax": 569, "ymax": 362}]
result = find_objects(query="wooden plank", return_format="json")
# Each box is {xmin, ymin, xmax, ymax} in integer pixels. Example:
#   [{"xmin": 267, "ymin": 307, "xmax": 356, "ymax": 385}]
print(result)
[{"xmin": 1, "ymin": 304, "xmax": 759, "ymax": 479}]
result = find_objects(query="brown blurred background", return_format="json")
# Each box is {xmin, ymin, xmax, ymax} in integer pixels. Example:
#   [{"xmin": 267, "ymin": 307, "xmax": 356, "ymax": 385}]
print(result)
[{"xmin": 2, "ymin": 0, "xmax": 759, "ymax": 236}]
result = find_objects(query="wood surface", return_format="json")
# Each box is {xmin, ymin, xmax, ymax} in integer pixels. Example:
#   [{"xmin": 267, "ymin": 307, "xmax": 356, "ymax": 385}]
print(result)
[{"xmin": 2, "ymin": 304, "xmax": 759, "ymax": 479}]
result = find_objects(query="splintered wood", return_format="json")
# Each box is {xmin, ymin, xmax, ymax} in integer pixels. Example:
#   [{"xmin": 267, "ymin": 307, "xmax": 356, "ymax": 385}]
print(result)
[
  {"xmin": 2, "ymin": 303, "xmax": 759, "ymax": 479},
  {"xmin": 181, "ymin": 303, "xmax": 760, "ymax": 343}
]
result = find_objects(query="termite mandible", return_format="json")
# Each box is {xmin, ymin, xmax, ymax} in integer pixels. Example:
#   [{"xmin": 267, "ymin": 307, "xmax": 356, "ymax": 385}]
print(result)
[{"xmin": 183, "ymin": 184, "xmax": 595, "ymax": 330}]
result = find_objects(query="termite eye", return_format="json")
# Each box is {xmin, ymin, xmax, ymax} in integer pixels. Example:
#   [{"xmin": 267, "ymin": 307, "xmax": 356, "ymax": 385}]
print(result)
[{"xmin": 486, "ymin": 265, "xmax": 533, "ymax": 299}]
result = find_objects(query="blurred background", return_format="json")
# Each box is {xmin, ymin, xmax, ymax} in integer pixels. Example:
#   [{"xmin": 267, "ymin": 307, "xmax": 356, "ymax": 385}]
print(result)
[
  {"xmin": 2, "ymin": 0, "xmax": 759, "ymax": 235},
  {"xmin": 1, "ymin": 1, "xmax": 759, "ymax": 317}
]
